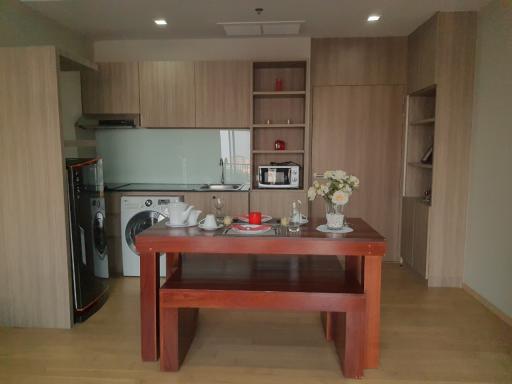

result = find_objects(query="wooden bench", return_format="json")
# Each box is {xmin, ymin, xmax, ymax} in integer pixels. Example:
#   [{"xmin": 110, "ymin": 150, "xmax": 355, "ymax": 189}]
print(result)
[{"xmin": 159, "ymin": 254, "xmax": 367, "ymax": 378}]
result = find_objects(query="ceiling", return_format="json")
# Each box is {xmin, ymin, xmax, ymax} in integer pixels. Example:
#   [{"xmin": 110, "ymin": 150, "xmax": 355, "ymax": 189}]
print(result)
[{"xmin": 22, "ymin": 0, "xmax": 489, "ymax": 40}]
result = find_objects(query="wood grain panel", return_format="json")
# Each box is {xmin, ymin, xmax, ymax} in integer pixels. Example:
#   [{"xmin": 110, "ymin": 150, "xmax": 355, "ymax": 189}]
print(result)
[
  {"xmin": 312, "ymin": 85, "xmax": 406, "ymax": 261},
  {"xmin": 407, "ymin": 15, "xmax": 438, "ymax": 93},
  {"xmin": 253, "ymin": 95, "xmax": 305, "ymax": 125},
  {"xmin": 404, "ymin": 96, "xmax": 435, "ymax": 197},
  {"xmin": 428, "ymin": 12, "xmax": 477, "ymax": 287},
  {"xmin": 311, "ymin": 37, "xmax": 407, "ymax": 86},
  {"xmin": 250, "ymin": 190, "xmax": 308, "ymax": 219},
  {"xmin": 253, "ymin": 62, "xmax": 306, "ymax": 92},
  {"xmin": 195, "ymin": 61, "xmax": 251, "ymax": 128},
  {"xmin": 105, "ymin": 192, "xmax": 123, "ymax": 276},
  {"xmin": 253, "ymin": 127, "xmax": 304, "ymax": 151},
  {"xmin": 412, "ymin": 200, "xmax": 429, "ymax": 278},
  {"xmin": 400, "ymin": 197, "xmax": 415, "ymax": 267},
  {"xmin": 0, "ymin": 47, "xmax": 72, "ymax": 328},
  {"xmin": 81, "ymin": 62, "xmax": 140, "ymax": 114},
  {"xmin": 139, "ymin": 61, "xmax": 195, "ymax": 128}
]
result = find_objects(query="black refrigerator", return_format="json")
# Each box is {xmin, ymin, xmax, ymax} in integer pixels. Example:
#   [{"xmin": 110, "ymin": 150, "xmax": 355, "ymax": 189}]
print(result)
[{"xmin": 66, "ymin": 158, "xmax": 109, "ymax": 322}]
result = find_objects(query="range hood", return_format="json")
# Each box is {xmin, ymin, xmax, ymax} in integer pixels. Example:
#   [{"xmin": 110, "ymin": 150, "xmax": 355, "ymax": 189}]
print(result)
[{"xmin": 75, "ymin": 115, "xmax": 139, "ymax": 130}]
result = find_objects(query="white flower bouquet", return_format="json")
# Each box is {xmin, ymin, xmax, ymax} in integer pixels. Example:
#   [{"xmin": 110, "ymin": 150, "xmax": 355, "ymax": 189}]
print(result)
[{"xmin": 308, "ymin": 170, "xmax": 359, "ymax": 230}]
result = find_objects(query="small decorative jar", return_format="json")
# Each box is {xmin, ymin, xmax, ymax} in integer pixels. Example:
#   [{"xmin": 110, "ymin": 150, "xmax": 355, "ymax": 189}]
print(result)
[{"xmin": 274, "ymin": 139, "xmax": 286, "ymax": 150}]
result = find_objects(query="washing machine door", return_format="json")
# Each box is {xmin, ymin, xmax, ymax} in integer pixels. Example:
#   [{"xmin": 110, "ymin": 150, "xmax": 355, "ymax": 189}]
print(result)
[{"xmin": 125, "ymin": 211, "xmax": 166, "ymax": 253}]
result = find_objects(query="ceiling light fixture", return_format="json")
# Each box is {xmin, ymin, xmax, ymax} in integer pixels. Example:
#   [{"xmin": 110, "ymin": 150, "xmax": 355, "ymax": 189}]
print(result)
[
  {"xmin": 218, "ymin": 20, "xmax": 304, "ymax": 37},
  {"xmin": 367, "ymin": 15, "xmax": 381, "ymax": 22},
  {"xmin": 154, "ymin": 19, "xmax": 167, "ymax": 26}
]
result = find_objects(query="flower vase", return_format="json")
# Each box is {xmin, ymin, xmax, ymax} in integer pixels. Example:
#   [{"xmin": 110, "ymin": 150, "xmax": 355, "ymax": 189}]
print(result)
[{"xmin": 325, "ymin": 200, "xmax": 345, "ymax": 230}]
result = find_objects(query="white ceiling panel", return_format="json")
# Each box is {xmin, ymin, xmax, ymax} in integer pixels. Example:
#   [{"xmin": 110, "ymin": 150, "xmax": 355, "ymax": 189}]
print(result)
[{"xmin": 20, "ymin": 0, "xmax": 490, "ymax": 40}]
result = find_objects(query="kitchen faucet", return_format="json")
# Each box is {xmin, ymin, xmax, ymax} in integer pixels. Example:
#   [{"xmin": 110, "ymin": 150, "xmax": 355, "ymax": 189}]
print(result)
[{"xmin": 219, "ymin": 158, "xmax": 225, "ymax": 184}]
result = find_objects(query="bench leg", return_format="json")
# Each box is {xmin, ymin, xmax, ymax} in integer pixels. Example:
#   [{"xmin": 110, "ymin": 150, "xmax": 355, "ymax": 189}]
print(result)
[
  {"xmin": 333, "ymin": 310, "xmax": 365, "ymax": 379},
  {"xmin": 160, "ymin": 307, "xmax": 199, "ymax": 371},
  {"xmin": 321, "ymin": 312, "xmax": 335, "ymax": 341}
]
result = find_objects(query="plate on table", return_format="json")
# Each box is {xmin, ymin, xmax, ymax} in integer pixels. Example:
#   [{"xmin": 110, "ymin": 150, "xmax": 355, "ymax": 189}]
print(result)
[
  {"xmin": 316, "ymin": 225, "xmax": 353, "ymax": 234},
  {"xmin": 236, "ymin": 214, "xmax": 272, "ymax": 223},
  {"xmin": 165, "ymin": 221, "xmax": 197, "ymax": 228},
  {"xmin": 230, "ymin": 224, "xmax": 273, "ymax": 235},
  {"xmin": 199, "ymin": 223, "xmax": 223, "ymax": 231}
]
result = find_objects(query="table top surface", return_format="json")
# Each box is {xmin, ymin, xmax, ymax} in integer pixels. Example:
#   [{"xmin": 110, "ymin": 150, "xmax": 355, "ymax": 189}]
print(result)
[{"xmin": 137, "ymin": 218, "xmax": 385, "ymax": 243}]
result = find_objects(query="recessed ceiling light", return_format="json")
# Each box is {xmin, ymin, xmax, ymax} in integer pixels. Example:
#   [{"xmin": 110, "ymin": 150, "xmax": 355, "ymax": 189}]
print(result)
[
  {"xmin": 154, "ymin": 19, "xmax": 167, "ymax": 26},
  {"xmin": 367, "ymin": 15, "xmax": 381, "ymax": 22}
]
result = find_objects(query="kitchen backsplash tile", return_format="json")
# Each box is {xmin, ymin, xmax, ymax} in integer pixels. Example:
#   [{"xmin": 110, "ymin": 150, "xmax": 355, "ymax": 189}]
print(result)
[{"xmin": 96, "ymin": 129, "xmax": 250, "ymax": 184}]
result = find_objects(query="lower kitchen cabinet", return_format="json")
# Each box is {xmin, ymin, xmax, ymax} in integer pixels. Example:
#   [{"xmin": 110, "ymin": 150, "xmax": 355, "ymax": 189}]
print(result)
[
  {"xmin": 400, "ymin": 197, "xmax": 430, "ymax": 278},
  {"xmin": 250, "ymin": 190, "xmax": 307, "ymax": 219},
  {"xmin": 104, "ymin": 192, "xmax": 123, "ymax": 276}
]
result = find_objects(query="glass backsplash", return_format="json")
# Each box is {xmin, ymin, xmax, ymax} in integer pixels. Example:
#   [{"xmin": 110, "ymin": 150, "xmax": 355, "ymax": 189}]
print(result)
[{"xmin": 96, "ymin": 129, "xmax": 250, "ymax": 185}]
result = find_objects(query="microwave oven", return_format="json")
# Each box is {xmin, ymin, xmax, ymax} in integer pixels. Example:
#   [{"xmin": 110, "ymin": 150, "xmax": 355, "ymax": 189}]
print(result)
[{"xmin": 257, "ymin": 165, "xmax": 300, "ymax": 188}]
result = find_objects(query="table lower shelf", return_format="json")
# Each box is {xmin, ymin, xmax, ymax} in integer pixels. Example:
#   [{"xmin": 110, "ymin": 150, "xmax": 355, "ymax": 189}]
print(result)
[{"xmin": 163, "ymin": 254, "xmax": 363, "ymax": 295}]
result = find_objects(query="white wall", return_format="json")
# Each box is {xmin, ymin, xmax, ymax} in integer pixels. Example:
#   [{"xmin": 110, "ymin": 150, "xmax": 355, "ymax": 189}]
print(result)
[
  {"xmin": 0, "ymin": 0, "xmax": 92, "ymax": 59},
  {"xmin": 94, "ymin": 37, "xmax": 310, "ymax": 61},
  {"xmin": 464, "ymin": 0, "xmax": 512, "ymax": 317}
]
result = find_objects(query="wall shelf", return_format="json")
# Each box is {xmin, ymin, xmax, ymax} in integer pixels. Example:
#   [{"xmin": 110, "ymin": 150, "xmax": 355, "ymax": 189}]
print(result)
[
  {"xmin": 251, "ymin": 60, "xmax": 310, "ymax": 192},
  {"xmin": 252, "ymin": 150, "xmax": 305, "ymax": 154},
  {"xmin": 253, "ymin": 91, "xmax": 306, "ymax": 96},
  {"xmin": 408, "ymin": 162, "xmax": 433, "ymax": 169},
  {"xmin": 252, "ymin": 123, "xmax": 306, "ymax": 128}
]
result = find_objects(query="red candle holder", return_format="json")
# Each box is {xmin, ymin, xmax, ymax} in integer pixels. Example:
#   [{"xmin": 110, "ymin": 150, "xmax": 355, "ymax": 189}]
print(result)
[{"xmin": 248, "ymin": 211, "xmax": 262, "ymax": 225}]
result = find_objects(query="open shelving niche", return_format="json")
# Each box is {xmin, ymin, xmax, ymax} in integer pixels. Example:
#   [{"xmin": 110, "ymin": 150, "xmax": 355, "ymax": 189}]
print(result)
[
  {"xmin": 400, "ymin": 85, "xmax": 437, "ymax": 278},
  {"xmin": 403, "ymin": 86, "xmax": 436, "ymax": 201},
  {"xmin": 250, "ymin": 60, "xmax": 311, "ymax": 190}
]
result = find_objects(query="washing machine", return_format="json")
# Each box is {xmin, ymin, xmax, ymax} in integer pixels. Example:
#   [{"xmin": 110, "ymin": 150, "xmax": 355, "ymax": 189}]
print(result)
[{"xmin": 121, "ymin": 195, "xmax": 184, "ymax": 276}]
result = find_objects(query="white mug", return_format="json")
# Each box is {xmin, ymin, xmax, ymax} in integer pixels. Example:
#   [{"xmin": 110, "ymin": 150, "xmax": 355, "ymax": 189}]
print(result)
[{"xmin": 199, "ymin": 214, "xmax": 217, "ymax": 229}]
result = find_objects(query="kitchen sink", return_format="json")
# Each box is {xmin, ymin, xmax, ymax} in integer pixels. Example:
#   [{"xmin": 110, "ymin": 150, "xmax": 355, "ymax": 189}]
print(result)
[{"xmin": 198, "ymin": 184, "xmax": 243, "ymax": 191}]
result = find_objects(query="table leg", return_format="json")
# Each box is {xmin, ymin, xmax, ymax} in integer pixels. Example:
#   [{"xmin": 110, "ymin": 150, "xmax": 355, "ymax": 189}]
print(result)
[
  {"xmin": 345, "ymin": 256, "xmax": 363, "ymax": 284},
  {"xmin": 140, "ymin": 251, "xmax": 160, "ymax": 361},
  {"xmin": 362, "ymin": 256, "xmax": 382, "ymax": 369},
  {"xmin": 166, "ymin": 253, "xmax": 182, "ymax": 280},
  {"xmin": 324, "ymin": 256, "xmax": 362, "ymax": 341}
]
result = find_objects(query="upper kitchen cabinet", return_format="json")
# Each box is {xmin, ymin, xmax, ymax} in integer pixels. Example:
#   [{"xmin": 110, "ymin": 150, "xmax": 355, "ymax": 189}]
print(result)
[
  {"xmin": 194, "ymin": 61, "xmax": 251, "ymax": 128},
  {"xmin": 407, "ymin": 15, "xmax": 438, "ymax": 93},
  {"xmin": 81, "ymin": 62, "xmax": 140, "ymax": 114},
  {"xmin": 139, "ymin": 61, "xmax": 195, "ymax": 128},
  {"xmin": 312, "ymin": 37, "xmax": 407, "ymax": 86}
]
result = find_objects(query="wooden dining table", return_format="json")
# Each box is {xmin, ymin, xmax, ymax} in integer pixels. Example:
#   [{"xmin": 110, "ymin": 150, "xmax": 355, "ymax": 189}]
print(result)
[{"xmin": 136, "ymin": 217, "xmax": 386, "ymax": 370}]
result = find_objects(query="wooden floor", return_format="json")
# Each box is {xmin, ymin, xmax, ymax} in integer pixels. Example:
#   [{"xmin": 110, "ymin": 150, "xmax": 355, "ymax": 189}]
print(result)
[{"xmin": 0, "ymin": 263, "xmax": 511, "ymax": 383}]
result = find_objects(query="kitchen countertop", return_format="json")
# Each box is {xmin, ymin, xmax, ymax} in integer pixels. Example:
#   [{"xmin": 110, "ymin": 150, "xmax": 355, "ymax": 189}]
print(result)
[{"xmin": 105, "ymin": 183, "xmax": 250, "ymax": 192}]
